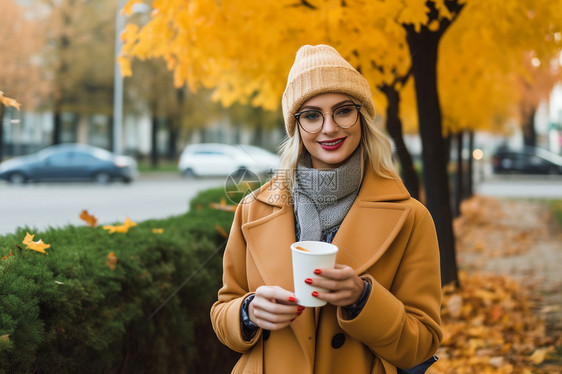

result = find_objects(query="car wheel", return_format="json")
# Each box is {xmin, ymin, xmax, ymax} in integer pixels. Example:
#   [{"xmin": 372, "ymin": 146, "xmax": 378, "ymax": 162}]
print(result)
[
  {"xmin": 182, "ymin": 168, "xmax": 196, "ymax": 178},
  {"xmin": 94, "ymin": 172, "xmax": 111, "ymax": 184},
  {"xmin": 8, "ymin": 172, "xmax": 27, "ymax": 184}
]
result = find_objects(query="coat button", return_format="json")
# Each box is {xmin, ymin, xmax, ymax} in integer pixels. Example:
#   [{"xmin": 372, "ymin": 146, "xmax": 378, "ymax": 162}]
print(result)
[
  {"xmin": 331, "ymin": 333, "xmax": 345, "ymax": 349},
  {"xmin": 263, "ymin": 330, "xmax": 270, "ymax": 341}
]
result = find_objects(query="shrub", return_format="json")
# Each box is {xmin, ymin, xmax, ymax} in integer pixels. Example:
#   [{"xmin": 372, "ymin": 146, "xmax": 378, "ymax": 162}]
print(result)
[{"xmin": 0, "ymin": 186, "xmax": 242, "ymax": 373}]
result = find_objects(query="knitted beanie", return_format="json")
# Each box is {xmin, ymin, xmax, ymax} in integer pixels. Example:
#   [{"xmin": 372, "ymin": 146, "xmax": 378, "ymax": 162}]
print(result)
[{"xmin": 282, "ymin": 44, "xmax": 375, "ymax": 137}]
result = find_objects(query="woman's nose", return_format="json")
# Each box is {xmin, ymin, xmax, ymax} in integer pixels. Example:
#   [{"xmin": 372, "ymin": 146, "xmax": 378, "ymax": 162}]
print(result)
[{"xmin": 322, "ymin": 114, "xmax": 339, "ymax": 134}]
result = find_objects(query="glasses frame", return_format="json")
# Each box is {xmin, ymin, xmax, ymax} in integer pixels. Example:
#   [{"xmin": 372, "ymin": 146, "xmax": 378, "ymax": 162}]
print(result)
[{"xmin": 294, "ymin": 104, "xmax": 363, "ymax": 134}]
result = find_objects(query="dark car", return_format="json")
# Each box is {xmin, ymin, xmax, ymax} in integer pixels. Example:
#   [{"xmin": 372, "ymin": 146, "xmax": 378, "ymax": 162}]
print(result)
[
  {"xmin": 491, "ymin": 146, "xmax": 562, "ymax": 175},
  {"xmin": 0, "ymin": 143, "xmax": 138, "ymax": 184}
]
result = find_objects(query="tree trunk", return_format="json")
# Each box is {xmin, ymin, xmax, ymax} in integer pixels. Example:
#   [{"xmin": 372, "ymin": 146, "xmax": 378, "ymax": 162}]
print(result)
[
  {"xmin": 381, "ymin": 84, "xmax": 420, "ymax": 200},
  {"xmin": 0, "ymin": 104, "xmax": 4, "ymax": 162},
  {"xmin": 151, "ymin": 114, "xmax": 158, "ymax": 167},
  {"xmin": 167, "ymin": 119, "xmax": 178, "ymax": 161},
  {"xmin": 523, "ymin": 107, "xmax": 537, "ymax": 147},
  {"xmin": 405, "ymin": 26, "xmax": 459, "ymax": 287},
  {"xmin": 466, "ymin": 131, "xmax": 474, "ymax": 198},
  {"xmin": 53, "ymin": 102, "xmax": 62, "ymax": 145},
  {"xmin": 453, "ymin": 131, "xmax": 464, "ymax": 218}
]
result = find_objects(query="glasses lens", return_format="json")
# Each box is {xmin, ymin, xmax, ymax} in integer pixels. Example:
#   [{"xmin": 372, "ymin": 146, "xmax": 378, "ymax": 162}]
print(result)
[
  {"xmin": 298, "ymin": 110, "xmax": 323, "ymax": 133},
  {"xmin": 333, "ymin": 105, "xmax": 359, "ymax": 128}
]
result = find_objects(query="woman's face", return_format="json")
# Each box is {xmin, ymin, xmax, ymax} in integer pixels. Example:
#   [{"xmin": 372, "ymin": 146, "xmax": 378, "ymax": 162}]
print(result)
[{"xmin": 297, "ymin": 93, "xmax": 362, "ymax": 170}]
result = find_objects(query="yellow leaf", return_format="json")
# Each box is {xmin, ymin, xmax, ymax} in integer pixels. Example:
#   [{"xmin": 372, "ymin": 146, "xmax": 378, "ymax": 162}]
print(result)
[
  {"xmin": 79, "ymin": 210, "xmax": 98, "ymax": 227},
  {"xmin": 22, "ymin": 232, "xmax": 49, "ymax": 255},
  {"xmin": 152, "ymin": 228, "xmax": 164, "ymax": 234},
  {"xmin": 103, "ymin": 217, "xmax": 137, "ymax": 234},
  {"xmin": 528, "ymin": 347, "xmax": 552, "ymax": 364},
  {"xmin": 215, "ymin": 224, "xmax": 228, "ymax": 238},
  {"xmin": 0, "ymin": 334, "xmax": 8, "ymax": 342},
  {"xmin": 117, "ymin": 56, "xmax": 133, "ymax": 77},
  {"xmin": 121, "ymin": 0, "xmax": 143, "ymax": 16},
  {"xmin": 106, "ymin": 252, "xmax": 118, "ymax": 270}
]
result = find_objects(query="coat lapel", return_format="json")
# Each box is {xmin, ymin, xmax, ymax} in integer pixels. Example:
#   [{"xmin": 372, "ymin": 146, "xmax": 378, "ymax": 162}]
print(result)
[
  {"xmin": 332, "ymin": 167, "xmax": 411, "ymax": 274},
  {"xmin": 241, "ymin": 197, "xmax": 316, "ymax": 368}
]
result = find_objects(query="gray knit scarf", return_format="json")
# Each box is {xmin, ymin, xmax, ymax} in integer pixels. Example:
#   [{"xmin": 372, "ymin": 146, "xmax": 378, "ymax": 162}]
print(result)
[{"xmin": 293, "ymin": 149, "xmax": 363, "ymax": 241}]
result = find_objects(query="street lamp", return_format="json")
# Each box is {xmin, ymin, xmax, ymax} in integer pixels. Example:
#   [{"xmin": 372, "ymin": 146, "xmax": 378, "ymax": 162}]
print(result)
[{"xmin": 113, "ymin": 0, "xmax": 149, "ymax": 155}]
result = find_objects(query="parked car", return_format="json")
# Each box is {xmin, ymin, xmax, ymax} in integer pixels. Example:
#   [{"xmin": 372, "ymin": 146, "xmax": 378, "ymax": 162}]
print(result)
[
  {"xmin": 178, "ymin": 143, "xmax": 279, "ymax": 178},
  {"xmin": 0, "ymin": 143, "xmax": 138, "ymax": 184},
  {"xmin": 491, "ymin": 146, "xmax": 562, "ymax": 175}
]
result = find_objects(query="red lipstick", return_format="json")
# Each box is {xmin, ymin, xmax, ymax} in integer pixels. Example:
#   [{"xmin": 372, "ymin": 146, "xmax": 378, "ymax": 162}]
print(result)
[{"xmin": 318, "ymin": 137, "xmax": 346, "ymax": 151}]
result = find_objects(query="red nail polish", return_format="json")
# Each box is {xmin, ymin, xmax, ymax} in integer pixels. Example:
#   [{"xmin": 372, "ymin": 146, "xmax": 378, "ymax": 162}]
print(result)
[
  {"xmin": 297, "ymin": 306, "xmax": 305, "ymax": 311},
  {"xmin": 304, "ymin": 278, "xmax": 313, "ymax": 284},
  {"xmin": 314, "ymin": 269, "xmax": 321, "ymax": 275},
  {"xmin": 288, "ymin": 296, "xmax": 297, "ymax": 302},
  {"xmin": 312, "ymin": 291, "xmax": 319, "ymax": 297},
  {"xmin": 297, "ymin": 310, "xmax": 303, "ymax": 316},
  {"xmin": 290, "ymin": 318, "xmax": 296, "ymax": 322}
]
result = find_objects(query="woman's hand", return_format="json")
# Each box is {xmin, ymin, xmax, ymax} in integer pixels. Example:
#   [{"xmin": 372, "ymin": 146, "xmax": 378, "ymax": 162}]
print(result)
[
  {"xmin": 248, "ymin": 286, "xmax": 304, "ymax": 331},
  {"xmin": 306, "ymin": 264, "xmax": 365, "ymax": 306}
]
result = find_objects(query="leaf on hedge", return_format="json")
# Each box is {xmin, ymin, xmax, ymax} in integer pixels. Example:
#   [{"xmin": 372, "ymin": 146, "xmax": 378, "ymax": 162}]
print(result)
[
  {"xmin": 103, "ymin": 217, "xmax": 137, "ymax": 234},
  {"xmin": 1, "ymin": 251, "xmax": 13, "ymax": 260},
  {"xmin": 215, "ymin": 225, "xmax": 228, "ymax": 238},
  {"xmin": 152, "ymin": 228, "xmax": 164, "ymax": 234},
  {"xmin": 209, "ymin": 199, "xmax": 237, "ymax": 212},
  {"xmin": 106, "ymin": 252, "xmax": 118, "ymax": 270},
  {"xmin": 79, "ymin": 210, "xmax": 98, "ymax": 227},
  {"xmin": 0, "ymin": 334, "xmax": 8, "ymax": 343},
  {"xmin": 22, "ymin": 232, "xmax": 50, "ymax": 254}
]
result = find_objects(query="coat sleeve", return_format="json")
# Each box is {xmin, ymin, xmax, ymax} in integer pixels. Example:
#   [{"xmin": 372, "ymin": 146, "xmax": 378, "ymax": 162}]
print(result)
[
  {"xmin": 337, "ymin": 203, "xmax": 443, "ymax": 369},
  {"xmin": 210, "ymin": 200, "xmax": 263, "ymax": 353}
]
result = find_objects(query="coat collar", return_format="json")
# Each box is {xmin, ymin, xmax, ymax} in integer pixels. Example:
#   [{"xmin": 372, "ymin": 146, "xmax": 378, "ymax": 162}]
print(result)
[{"xmin": 242, "ymin": 167, "xmax": 411, "ymax": 364}]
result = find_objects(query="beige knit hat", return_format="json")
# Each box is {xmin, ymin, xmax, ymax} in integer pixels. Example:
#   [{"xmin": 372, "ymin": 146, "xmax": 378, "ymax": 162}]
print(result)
[{"xmin": 282, "ymin": 44, "xmax": 375, "ymax": 137}]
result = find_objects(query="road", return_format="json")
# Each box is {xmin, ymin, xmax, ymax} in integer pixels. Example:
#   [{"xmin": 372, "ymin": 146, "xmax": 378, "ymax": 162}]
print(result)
[
  {"xmin": 476, "ymin": 174, "xmax": 562, "ymax": 198},
  {"xmin": 0, "ymin": 173, "xmax": 226, "ymax": 236},
  {"xmin": 1, "ymin": 172, "xmax": 561, "ymax": 236}
]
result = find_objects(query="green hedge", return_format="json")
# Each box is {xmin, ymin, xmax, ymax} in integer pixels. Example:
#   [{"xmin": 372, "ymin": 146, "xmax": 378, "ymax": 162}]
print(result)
[{"xmin": 0, "ymin": 186, "xmax": 244, "ymax": 373}]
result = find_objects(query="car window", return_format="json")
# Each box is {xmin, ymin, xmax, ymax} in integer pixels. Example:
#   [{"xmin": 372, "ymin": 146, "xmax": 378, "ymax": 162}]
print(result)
[
  {"xmin": 70, "ymin": 152, "xmax": 100, "ymax": 165},
  {"xmin": 193, "ymin": 150, "xmax": 228, "ymax": 156},
  {"xmin": 46, "ymin": 152, "xmax": 72, "ymax": 166}
]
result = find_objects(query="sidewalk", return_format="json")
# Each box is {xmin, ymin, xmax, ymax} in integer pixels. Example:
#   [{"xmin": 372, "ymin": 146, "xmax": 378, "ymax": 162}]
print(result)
[{"xmin": 454, "ymin": 196, "xmax": 562, "ymax": 366}]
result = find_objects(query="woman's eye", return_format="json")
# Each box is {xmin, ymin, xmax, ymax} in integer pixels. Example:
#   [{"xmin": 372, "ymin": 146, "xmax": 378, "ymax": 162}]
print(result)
[
  {"xmin": 335, "ymin": 107, "xmax": 353, "ymax": 116},
  {"xmin": 303, "ymin": 112, "xmax": 321, "ymax": 121}
]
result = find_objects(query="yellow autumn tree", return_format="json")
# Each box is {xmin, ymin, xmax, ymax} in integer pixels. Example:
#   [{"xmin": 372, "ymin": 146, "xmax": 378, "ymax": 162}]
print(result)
[{"xmin": 120, "ymin": 0, "xmax": 561, "ymax": 285}]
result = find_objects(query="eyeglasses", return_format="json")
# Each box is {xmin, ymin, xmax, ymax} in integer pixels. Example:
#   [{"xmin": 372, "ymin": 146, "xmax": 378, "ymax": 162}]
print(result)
[{"xmin": 294, "ymin": 104, "xmax": 362, "ymax": 134}]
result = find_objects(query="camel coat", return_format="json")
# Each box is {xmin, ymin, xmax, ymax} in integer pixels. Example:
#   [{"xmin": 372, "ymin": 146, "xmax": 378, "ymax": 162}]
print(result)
[{"xmin": 210, "ymin": 167, "xmax": 442, "ymax": 374}]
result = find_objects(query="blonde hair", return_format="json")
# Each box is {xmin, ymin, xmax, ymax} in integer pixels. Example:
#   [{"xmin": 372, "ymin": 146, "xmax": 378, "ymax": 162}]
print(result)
[{"xmin": 277, "ymin": 96, "xmax": 399, "ymax": 190}]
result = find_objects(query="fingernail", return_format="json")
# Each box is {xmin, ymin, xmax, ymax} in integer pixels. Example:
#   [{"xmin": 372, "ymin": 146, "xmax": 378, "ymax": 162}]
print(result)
[
  {"xmin": 304, "ymin": 278, "xmax": 313, "ymax": 284},
  {"xmin": 297, "ymin": 310, "xmax": 303, "ymax": 316},
  {"xmin": 314, "ymin": 269, "xmax": 321, "ymax": 275},
  {"xmin": 312, "ymin": 291, "xmax": 319, "ymax": 297},
  {"xmin": 288, "ymin": 296, "xmax": 297, "ymax": 302},
  {"xmin": 297, "ymin": 306, "xmax": 305, "ymax": 312},
  {"xmin": 290, "ymin": 318, "xmax": 296, "ymax": 322}
]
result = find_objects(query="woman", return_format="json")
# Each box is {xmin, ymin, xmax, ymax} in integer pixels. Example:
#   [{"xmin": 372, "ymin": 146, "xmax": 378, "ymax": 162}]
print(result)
[{"xmin": 211, "ymin": 45, "xmax": 442, "ymax": 374}]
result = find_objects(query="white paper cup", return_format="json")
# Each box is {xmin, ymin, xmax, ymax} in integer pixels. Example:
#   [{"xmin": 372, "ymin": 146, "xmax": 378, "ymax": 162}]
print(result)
[{"xmin": 291, "ymin": 241, "xmax": 338, "ymax": 307}]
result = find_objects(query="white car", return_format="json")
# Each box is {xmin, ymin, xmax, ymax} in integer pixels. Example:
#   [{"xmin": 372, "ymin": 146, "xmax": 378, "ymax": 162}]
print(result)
[{"xmin": 178, "ymin": 143, "xmax": 280, "ymax": 178}]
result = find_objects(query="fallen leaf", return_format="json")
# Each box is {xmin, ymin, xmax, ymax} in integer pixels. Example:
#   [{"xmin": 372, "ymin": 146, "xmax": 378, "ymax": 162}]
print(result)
[
  {"xmin": 103, "ymin": 217, "xmax": 137, "ymax": 234},
  {"xmin": 152, "ymin": 228, "xmax": 164, "ymax": 234},
  {"xmin": 0, "ymin": 334, "xmax": 9, "ymax": 343},
  {"xmin": 215, "ymin": 225, "xmax": 228, "ymax": 238},
  {"xmin": 22, "ymin": 232, "xmax": 50, "ymax": 254},
  {"xmin": 106, "ymin": 252, "xmax": 118, "ymax": 270},
  {"xmin": 1, "ymin": 251, "xmax": 13, "ymax": 261},
  {"xmin": 79, "ymin": 210, "xmax": 98, "ymax": 227}
]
